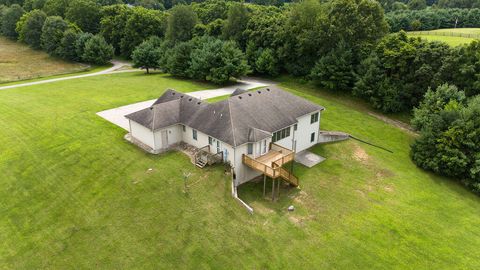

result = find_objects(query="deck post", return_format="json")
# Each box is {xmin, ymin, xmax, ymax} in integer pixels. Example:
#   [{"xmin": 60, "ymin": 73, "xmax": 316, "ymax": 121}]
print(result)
[
  {"xmin": 263, "ymin": 174, "xmax": 266, "ymax": 197},
  {"xmin": 277, "ymin": 178, "xmax": 281, "ymax": 198},
  {"xmin": 272, "ymin": 178, "xmax": 275, "ymax": 201}
]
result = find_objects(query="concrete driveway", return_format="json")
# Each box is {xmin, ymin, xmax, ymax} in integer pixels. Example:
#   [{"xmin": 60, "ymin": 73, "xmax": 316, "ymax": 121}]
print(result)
[{"xmin": 97, "ymin": 77, "xmax": 274, "ymax": 131}]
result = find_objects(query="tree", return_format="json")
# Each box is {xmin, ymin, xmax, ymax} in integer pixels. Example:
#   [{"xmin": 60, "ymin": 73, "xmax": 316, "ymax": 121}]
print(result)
[
  {"xmin": 65, "ymin": 0, "xmax": 101, "ymax": 33},
  {"xmin": 408, "ymin": 0, "xmax": 427, "ymax": 9},
  {"xmin": 411, "ymin": 86, "xmax": 480, "ymax": 193},
  {"xmin": 131, "ymin": 36, "xmax": 162, "ymax": 73},
  {"xmin": 411, "ymin": 84, "xmax": 466, "ymax": 131},
  {"xmin": 16, "ymin": 9, "xmax": 46, "ymax": 48},
  {"xmin": 163, "ymin": 41, "xmax": 190, "ymax": 77},
  {"xmin": 99, "ymin": 4, "xmax": 132, "ymax": 55},
  {"xmin": 191, "ymin": 0, "xmax": 228, "ymax": 24},
  {"xmin": 42, "ymin": 0, "xmax": 69, "ymax": 17},
  {"xmin": 59, "ymin": 29, "xmax": 80, "ymax": 61},
  {"xmin": 40, "ymin": 15, "xmax": 68, "ymax": 55},
  {"xmin": 222, "ymin": 2, "xmax": 249, "ymax": 48},
  {"xmin": 166, "ymin": 4, "xmax": 197, "ymax": 42},
  {"xmin": 310, "ymin": 43, "xmax": 355, "ymax": 91},
  {"xmin": 74, "ymin": 32, "xmax": 93, "ymax": 61},
  {"xmin": 134, "ymin": 0, "xmax": 164, "ymax": 10},
  {"xmin": 1, "ymin": 4, "xmax": 24, "ymax": 39},
  {"xmin": 354, "ymin": 32, "xmax": 453, "ymax": 113},
  {"xmin": 119, "ymin": 6, "xmax": 167, "ymax": 57},
  {"xmin": 23, "ymin": 0, "xmax": 46, "ymax": 11},
  {"xmin": 82, "ymin": 34, "xmax": 113, "ymax": 64},
  {"xmin": 188, "ymin": 36, "xmax": 249, "ymax": 84}
]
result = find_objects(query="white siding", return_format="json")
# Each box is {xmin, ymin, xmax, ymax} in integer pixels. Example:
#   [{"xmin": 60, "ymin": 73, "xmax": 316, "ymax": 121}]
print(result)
[
  {"xmin": 233, "ymin": 143, "xmax": 263, "ymax": 186},
  {"xmin": 293, "ymin": 111, "xmax": 321, "ymax": 152},
  {"xmin": 153, "ymin": 124, "xmax": 182, "ymax": 149},
  {"xmin": 130, "ymin": 120, "xmax": 155, "ymax": 149},
  {"xmin": 274, "ymin": 126, "xmax": 295, "ymax": 150}
]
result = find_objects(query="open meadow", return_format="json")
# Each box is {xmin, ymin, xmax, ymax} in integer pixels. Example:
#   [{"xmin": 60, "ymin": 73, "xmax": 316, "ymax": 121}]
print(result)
[
  {"xmin": 0, "ymin": 37, "xmax": 89, "ymax": 84},
  {"xmin": 1, "ymin": 72, "xmax": 479, "ymax": 269}
]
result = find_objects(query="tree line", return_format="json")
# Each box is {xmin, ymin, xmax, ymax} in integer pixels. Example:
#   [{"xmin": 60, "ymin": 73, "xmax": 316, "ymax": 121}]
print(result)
[{"xmin": 387, "ymin": 7, "xmax": 480, "ymax": 31}]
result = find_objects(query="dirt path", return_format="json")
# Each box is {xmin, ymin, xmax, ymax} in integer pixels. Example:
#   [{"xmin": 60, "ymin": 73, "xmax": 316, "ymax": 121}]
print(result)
[
  {"xmin": 368, "ymin": 112, "xmax": 418, "ymax": 136},
  {"xmin": 0, "ymin": 60, "xmax": 133, "ymax": 91}
]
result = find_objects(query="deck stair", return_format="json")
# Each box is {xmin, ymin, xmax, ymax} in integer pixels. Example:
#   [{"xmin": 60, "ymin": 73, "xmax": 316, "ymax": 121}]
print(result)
[
  {"xmin": 196, "ymin": 158, "xmax": 207, "ymax": 168},
  {"xmin": 194, "ymin": 145, "xmax": 223, "ymax": 168}
]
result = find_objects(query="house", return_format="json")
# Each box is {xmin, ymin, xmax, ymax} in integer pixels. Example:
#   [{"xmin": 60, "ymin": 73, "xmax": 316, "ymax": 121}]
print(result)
[{"xmin": 125, "ymin": 86, "xmax": 324, "ymax": 197}]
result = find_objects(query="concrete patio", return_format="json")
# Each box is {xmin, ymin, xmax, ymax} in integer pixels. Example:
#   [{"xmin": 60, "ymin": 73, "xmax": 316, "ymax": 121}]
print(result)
[{"xmin": 294, "ymin": 150, "xmax": 325, "ymax": 168}]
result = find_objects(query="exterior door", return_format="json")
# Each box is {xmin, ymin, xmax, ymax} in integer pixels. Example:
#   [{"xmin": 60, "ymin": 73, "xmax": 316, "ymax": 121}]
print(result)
[
  {"xmin": 223, "ymin": 149, "xmax": 228, "ymax": 163},
  {"xmin": 161, "ymin": 130, "xmax": 168, "ymax": 148}
]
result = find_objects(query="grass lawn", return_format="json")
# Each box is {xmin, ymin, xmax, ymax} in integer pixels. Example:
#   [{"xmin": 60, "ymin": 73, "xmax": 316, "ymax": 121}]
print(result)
[
  {"xmin": 1, "ymin": 72, "xmax": 480, "ymax": 269},
  {"xmin": 407, "ymin": 28, "xmax": 480, "ymax": 46},
  {"xmin": 0, "ymin": 37, "xmax": 89, "ymax": 84},
  {"xmin": 408, "ymin": 34, "xmax": 475, "ymax": 46}
]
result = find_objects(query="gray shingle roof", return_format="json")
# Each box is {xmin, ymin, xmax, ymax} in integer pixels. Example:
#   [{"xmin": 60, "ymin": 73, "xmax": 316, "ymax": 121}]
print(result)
[{"xmin": 125, "ymin": 86, "xmax": 324, "ymax": 147}]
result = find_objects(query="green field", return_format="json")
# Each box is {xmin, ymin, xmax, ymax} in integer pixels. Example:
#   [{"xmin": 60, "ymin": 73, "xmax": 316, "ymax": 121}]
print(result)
[
  {"xmin": 407, "ymin": 28, "xmax": 480, "ymax": 46},
  {"xmin": 1, "ymin": 72, "xmax": 480, "ymax": 269},
  {"xmin": 0, "ymin": 37, "xmax": 91, "ymax": 84}
]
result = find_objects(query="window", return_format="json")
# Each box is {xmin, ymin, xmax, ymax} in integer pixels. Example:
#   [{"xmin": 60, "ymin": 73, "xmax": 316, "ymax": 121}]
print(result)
[
  {"xmin": 208, "ymin": 136, "xmax": 213, "ymax": 145},
  {"xmin": 310, "ymin": 132, "xmax": 315, "ymax": 143},
  {"xmin": 294, "ymin": 124, "xmax": 297, "ymax": 131},
  {"xmin": 182, "ymin": 125, "xmax": 186, "ymax": 132},
  {"xmin": 272, "ymin": 127, "xmax": 291, "ymax": 142},
  {"xmin": 192, "ymin": 129, "xmax": 197, "ymax": 140},
  {"xmin": 247, "ymin": 143, "xmax": 253, "ymax": 155},
  {"xmin": 311, "ymin": 112, "xmax": 319, "ymax": 124}
]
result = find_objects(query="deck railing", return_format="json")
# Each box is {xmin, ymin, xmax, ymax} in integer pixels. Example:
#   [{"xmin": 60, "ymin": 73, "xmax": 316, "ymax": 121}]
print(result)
[{"xmin": 242, "ymin": 153, "xmax": 298, "ymax": 187}]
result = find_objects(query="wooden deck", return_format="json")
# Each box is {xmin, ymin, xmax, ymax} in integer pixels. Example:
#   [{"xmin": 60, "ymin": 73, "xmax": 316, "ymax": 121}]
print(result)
[{"xmin": 242, "ymin": 143, "xmax": 299, "ymax": 187}]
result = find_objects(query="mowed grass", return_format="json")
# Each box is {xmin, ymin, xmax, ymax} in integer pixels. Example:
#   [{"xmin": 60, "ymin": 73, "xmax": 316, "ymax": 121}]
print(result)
[
  {"xmin": 1, "ymin": 72, "xmax": 480, "ymax": 269},
  {"xmin": 0, "ymin": 37, "xmax": 89, "ymax": 83},
  {"xmin": 407, "ymin": 28, "xmax": 480, "ymax": 46},
  {"xmin": 408, "ymin": 34, "xmax": 475, "ymax": 46}
]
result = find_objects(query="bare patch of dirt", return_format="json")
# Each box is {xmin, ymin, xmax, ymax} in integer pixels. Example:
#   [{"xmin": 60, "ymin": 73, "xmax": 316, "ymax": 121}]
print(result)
[
  {"xmin": 288, "ymin": 214, "xmax": 315, "ymax": 226},
  {"xmin": 384, "ymin": 185, "xmax": 395, "ymax": 193},
  {"xmin": 353, "ymin": 145, "xmax": 370, "ymax": 163},
  {"xmin": 375, "ymin": 169, "xmax": 395, "ymax": 180}
]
